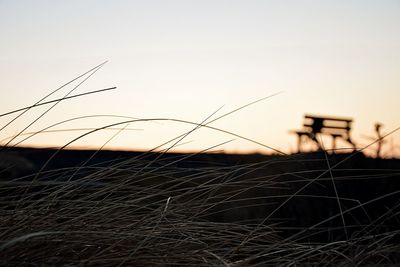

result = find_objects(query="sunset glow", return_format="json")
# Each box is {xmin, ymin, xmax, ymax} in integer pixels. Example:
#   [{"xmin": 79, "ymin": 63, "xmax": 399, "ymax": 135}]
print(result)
[{"xmin": 1, "ymin": 0, "xmax": 399, "ymax": 156}]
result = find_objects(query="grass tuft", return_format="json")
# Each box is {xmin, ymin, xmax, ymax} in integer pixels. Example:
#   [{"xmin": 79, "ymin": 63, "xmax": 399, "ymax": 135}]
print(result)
[{"xmin": 1, "ymin": 66, "xmax": 400, "ymax": 266}]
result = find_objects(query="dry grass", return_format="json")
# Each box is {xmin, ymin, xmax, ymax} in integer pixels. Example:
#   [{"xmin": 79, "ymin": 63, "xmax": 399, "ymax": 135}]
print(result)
[
  {"xmin": 1, "ymin": 152, "xmax": 400, "ymax": 266},
  {"xmin": 1, "ymin": 64, "xmax": 400, "ymax": 266}
]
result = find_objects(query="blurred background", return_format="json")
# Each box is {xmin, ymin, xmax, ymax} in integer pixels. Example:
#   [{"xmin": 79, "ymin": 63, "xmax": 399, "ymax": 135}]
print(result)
[{"xmin": 0, "ymin": 0, "xmax": 399, "ymax": 156}]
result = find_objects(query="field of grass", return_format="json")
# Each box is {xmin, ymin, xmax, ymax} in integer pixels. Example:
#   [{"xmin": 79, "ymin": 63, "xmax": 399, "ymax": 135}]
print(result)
[{"xmin": 1, "ymin": 66, "xmax": 399, "ymax": 266}]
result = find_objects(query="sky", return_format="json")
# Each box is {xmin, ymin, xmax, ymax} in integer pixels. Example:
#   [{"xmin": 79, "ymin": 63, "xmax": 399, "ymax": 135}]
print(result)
[{"xmin": 0, "ymin": 0, "xmax": 399, "ymax": 156}]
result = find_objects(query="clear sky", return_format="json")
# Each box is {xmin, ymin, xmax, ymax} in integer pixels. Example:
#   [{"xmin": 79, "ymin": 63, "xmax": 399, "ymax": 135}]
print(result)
[{"xmin": 1, "ymin": 0, "xmax": 399, "ymax": 156}]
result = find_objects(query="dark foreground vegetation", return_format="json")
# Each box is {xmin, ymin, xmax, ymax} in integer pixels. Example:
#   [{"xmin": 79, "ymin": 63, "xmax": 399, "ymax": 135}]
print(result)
[{"xmin": 1, "ymin": 147, "xmax": 400, "ymax": 266}]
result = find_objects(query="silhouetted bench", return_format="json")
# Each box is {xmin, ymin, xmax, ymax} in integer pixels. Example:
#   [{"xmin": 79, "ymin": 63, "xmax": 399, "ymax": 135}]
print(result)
[{"xmin": 291, "ymin": 114, "xmax": 356, "ymax": 153}]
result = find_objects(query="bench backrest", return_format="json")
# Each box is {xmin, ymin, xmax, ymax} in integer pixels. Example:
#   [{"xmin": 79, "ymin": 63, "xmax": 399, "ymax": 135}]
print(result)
[{"xmin": 303, "ymin": 114, "xmax": 352, "ymax": 136}]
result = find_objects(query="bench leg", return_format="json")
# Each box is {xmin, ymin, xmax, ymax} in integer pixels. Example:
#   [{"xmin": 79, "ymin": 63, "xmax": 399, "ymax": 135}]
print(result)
[{"xmin": 332, "ymin": 136, "xmax": 337, "ymax": 153}]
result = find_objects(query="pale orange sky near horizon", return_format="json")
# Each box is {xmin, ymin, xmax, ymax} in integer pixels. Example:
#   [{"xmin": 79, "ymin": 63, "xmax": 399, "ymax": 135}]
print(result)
[{"xmin": 0, "ymin": 1, "xmax": 399, "ymax": 157}]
